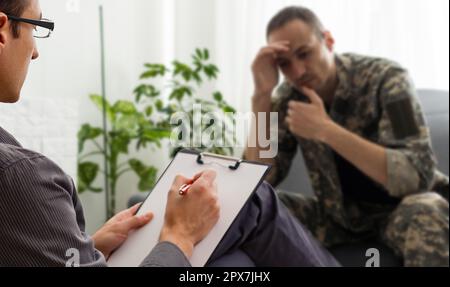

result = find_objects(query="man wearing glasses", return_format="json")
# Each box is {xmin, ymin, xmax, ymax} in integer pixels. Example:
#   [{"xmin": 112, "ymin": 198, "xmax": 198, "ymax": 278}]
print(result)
[
  {"xmin": 0, "ymin": 0, "xmax": 340, "ymax": 267},
  {"xmin": 0, "ymin": 1, "xmax": 51, "ymax": 104}
]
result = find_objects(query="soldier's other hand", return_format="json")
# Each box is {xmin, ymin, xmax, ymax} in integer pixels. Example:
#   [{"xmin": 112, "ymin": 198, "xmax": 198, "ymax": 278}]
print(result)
[{"xmin": 286, "ymin": 86, "xmax": 334, "ymax": 141}]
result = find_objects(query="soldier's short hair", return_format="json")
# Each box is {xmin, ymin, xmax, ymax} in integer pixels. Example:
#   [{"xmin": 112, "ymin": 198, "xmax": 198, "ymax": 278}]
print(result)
[
  {"xmin": 266, "ymin": 6, "xmax": 325, "ymax": 40},
  {"xmin": 0, "ymin": 0, "xmax": 30, "ymax": 38}
]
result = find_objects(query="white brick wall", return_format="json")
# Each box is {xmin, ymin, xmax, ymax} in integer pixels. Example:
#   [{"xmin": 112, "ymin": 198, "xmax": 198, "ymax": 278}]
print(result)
[{"xmin": 0, "ymin": 98, "xmax": 79, "ymax": 181}]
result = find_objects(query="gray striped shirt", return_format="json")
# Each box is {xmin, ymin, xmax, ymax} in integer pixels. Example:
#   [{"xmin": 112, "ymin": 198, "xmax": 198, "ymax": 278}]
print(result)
[{"xmin": 0, "ymin": 126, "xmax": 189, "ymax": 267}]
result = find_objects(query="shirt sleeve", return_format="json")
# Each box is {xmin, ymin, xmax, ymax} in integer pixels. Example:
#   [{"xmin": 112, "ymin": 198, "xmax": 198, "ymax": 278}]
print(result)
[
  {"xmin": 0, "ymin": 155, "xmax": 107, "ymax": 267},
  {"xmin": 139, "ymin": 242, "xmax": 191, "ymax": 267},
  {"xmin": 377, "ymin": 66, "xmax": 437, "ymax": 197}
]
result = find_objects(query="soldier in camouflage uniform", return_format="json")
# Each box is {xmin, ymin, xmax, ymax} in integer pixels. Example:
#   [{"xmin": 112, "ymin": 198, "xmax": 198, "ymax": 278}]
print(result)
[{"xmin": 246, "ymin": 6, "xmax": 449, "ymax": 266}]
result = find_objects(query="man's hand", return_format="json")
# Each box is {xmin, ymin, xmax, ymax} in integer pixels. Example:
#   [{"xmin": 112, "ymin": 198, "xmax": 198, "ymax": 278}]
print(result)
[
  {"xmin": 286, "ymin": 86, "xmax": 335, "ymax": 142},
  {"xmin": 251, "ymin": 41, "xmax": 290, "ymax": 111},
  {"xmin": 159, "ymin": 170, "xmax": 220, "ymax": 259},
  {"xmin": 92, "ymin": 204, "xmax": 153, "ymax": 258}
]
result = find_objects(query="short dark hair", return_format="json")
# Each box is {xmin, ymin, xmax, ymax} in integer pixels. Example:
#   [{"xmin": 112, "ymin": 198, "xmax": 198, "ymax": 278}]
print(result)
[
  {"xmin": 266, "ymin": 6, "xmax": 325, "ymax": 40},
  {"xmin": 0, "ymin": 0, "xmax": 30, "ymax": 38}
]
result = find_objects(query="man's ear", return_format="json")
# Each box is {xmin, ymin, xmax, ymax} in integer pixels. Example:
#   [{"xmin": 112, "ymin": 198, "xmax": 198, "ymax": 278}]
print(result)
[
  {"xmin": 0, "ymin": 13, "xmax": 9, "ymax": 51},
  {"xmin": 322, "ymin": 31, "xmax": 335, "ymax": 52}
]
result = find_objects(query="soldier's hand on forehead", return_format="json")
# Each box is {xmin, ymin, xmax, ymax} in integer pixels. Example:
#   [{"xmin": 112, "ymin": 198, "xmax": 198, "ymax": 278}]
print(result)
[
  {"xmin": 260, "ymin": 41, "xmax": 291, "ymax": 56},
  {"xmin": 286, "ymin": 86, "xmax": 334, "ymax": 142},
  {"xmin": 252, "ymin": 41, "xmax": 290, "ymax": 98}
]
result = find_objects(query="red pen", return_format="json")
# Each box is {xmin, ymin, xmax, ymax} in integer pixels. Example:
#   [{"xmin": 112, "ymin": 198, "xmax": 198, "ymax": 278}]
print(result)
[{"xmin": 178, "ymin": 179, "xmax": 194, "ymax": 196}]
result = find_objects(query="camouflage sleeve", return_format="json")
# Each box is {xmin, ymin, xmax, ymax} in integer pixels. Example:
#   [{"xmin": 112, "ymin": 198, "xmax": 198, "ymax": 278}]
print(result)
[
  {"xmin": 266, "ymin": 84, "xmax": 298, "ymax": 187},
  {"xmin": 377, "ymin": 67, "xmax": 437, "ymax": 197}
]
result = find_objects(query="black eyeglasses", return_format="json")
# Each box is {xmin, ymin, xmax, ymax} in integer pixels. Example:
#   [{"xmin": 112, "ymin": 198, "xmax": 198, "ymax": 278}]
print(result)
[{"xmin": 6, "ymin": 15, "xmax": 54, "ymax": 38}]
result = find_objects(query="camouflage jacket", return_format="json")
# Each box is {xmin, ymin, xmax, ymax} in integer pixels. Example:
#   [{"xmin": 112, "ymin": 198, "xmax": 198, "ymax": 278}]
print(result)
[{"xmin": 269, "ymin": 53, "xmax": 449, "ymax": 227}]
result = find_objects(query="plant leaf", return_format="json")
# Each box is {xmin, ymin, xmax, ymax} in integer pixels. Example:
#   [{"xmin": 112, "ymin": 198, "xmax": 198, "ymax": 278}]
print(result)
[
  {"xmin": 213, "ymin": 92, "xmax": 223, "ymax": 102},
  {"xmin": 145, "ymin": 106, "xmax": 153, "ymax": 116},
  {"xmin": 115, "ymin": 114, "xmax": 139, "ymax": 132},
  {"xmin": 155, "ymin": 99, "xmax": 164, "ymax": 111},
  {"xmin": 113, "ymin": 100, "xmax": 137, "ymax": 114},
  {"xmin": 90, "ymin": 94, "xmax": 116, "ymax": 123},
  {"xmin": 129, "ymin": 159, "xmax": 146, "ymax": 177},
  {"xmin": 77, "ymin": 124, "xmax": 103, "ymax": 153},
  {"xmin": 222, "ymin": 105, "xmax": 236, "ymax": 113},
  {"xmin": 78, "ymin": 161, "xmax": 102, "ymax": 193},
  {"xmin": 138, "ymin": 167, "xmax": 158, "ymax": 191},
  {"xmin": 195, "ymin": 48, "xmax": 203, "ymax": 60},
  {"xmin": 140, "ymin": 64, "xmax": 167, "ymax": 78},
  {"xmin": 110, "ymin": 135, "xmax": 130, "ymax": 154}
]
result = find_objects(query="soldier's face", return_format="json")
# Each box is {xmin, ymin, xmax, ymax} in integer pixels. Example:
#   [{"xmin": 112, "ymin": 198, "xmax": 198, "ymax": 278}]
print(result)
[{"xmin": 268, "ymin": 20, "xmax": 335, "ymax": 93}]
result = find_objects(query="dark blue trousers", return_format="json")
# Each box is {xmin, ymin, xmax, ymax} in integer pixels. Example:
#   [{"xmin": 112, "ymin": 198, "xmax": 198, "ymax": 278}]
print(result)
[{"xmin": 206, "ymin": 182, "xmax": 340, "ymax": 267}]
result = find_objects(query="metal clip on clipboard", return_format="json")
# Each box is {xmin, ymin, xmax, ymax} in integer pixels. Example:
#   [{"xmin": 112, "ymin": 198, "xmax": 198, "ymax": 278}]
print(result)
[{"xmin": 196, "ymin": 152, "xmax": 242, "ymax": 170}]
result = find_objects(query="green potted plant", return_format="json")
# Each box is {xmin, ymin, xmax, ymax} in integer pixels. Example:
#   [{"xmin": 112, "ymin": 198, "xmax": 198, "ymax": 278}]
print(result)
[
  {"xmin": 77, "ymin": 96, "xmax": 170, "ymax": 219},
  {"xmin": 77, "ymin": 48, "xmax": 237, "ymax": 219},
  {"xmin": 135, "ymin": 48, "xmax": 237, "ymax": 157}
]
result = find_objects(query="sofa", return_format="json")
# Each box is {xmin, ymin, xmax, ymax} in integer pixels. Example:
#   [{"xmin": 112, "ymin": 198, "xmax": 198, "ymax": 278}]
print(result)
[{"xmin": 128, "ymin": 89, "xmax": 449, "ymax": 267}]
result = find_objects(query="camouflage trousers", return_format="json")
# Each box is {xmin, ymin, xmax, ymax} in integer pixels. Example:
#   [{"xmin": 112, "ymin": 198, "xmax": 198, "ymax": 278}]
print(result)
[{"xmin": 278, "ymin": 191, "xmax": 449, "ymax": 267}]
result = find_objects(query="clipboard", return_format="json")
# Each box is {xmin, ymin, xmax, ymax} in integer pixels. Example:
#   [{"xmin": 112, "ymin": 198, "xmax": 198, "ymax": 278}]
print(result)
[{"xmin": 107, "ymin": 149, "xmax": 271, "ymax": 267}]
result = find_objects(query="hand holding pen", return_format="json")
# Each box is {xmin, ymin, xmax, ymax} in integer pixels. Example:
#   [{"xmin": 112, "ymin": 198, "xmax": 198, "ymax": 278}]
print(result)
[
  {"xmin": 160, "ymin": 169, "xmax": 220, "ymax": 259},
  {"xmin": 178, "ymin": 170, "xmax": 208, "ymax": 196}
]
